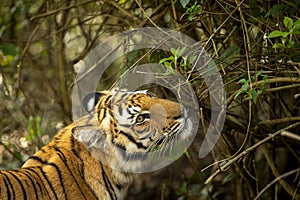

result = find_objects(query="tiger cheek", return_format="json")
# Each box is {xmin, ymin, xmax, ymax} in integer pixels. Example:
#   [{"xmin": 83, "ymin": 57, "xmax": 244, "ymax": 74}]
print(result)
[{"xmin": 134, "ymin": 122, "xmax": 149, "ymax": 132}]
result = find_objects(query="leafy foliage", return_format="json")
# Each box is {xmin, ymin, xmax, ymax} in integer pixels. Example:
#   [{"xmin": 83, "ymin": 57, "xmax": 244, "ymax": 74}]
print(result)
[
  {"xmin": 268, "ymin": 17, "xmax": 300, "ymax": 49},
  {"xmin": 180, "ymin": 1, "xmax": 202, "ymax": 21},
  {"xmin": 235, "ymin": 70, "xmax": 269, "ymax": 104},
  {"xmin": 0, "ymin": 0, "xmax": 299, "ymax": 199}
]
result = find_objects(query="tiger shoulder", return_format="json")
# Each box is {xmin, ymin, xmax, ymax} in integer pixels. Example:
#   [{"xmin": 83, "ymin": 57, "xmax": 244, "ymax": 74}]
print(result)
[{"xmin": 0, "ymin": 89, "xmax": 191, "ymax": 199}]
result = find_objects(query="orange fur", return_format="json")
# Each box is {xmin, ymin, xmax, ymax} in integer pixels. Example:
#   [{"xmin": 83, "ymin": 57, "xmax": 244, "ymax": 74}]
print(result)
[{"xmin": 0, "ymin": 90, "xmax": 187, "ymax": 199}]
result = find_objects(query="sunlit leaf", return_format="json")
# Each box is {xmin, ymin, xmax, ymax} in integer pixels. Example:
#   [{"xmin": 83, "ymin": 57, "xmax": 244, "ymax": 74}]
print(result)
[{"xmin": 268, "ymin": 30, "xmax": 288, "ymax": 38}]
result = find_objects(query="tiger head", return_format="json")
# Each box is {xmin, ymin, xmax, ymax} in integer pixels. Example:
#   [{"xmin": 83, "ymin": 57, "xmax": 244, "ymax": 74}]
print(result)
[{"xmin": 73, "ymin": 89, "xmax": 192, "ymax": 172}]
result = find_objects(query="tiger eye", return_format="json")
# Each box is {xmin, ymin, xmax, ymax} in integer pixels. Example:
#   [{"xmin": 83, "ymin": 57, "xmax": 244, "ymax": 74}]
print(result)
[{"xmin": 136, "ymin": 115, "xmax": 145, "ymax": 123}]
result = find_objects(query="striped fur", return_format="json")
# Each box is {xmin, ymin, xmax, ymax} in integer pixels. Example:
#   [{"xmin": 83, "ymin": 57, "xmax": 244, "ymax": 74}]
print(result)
[{"xmin": 0, "ymin": 89, "xmax": 190, "ymax": 199}]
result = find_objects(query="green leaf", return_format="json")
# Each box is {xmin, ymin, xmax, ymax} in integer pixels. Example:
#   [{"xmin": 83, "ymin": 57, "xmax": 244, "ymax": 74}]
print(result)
[
  {"xmin": 283, "ymin": 16, "xmax": 293, "ymax": 30},
  {"xmin": 234, "ymin": 81, "xmax": 249, "ymax": 99},
  {"xmin": 241, "ymin": 82, "xmax": 249, "ymax": 91},
  {"xmin": 272, "ymin": 43, "xmax": 284, "ymax": 48},
  {"xmin": 268, "ymin": 30, "xmax": 288, "ymax": 38},
  {"xmin": 170, "ymin": 48, "xmax": 176, "ymax": 56},
  {"xmin": 251, "ymin": 89, "xmax": 258, "ymax": 104},
  {"xmin": 177, "ymin": 47, "xmax": 186, "ymax": 57},
  {"xmin": 180, "ymin": 13, "xmax": 187, "ymax": 21},
  {"xmin": 291, "ymin": 23, "xmax": 300, "ymax": 34},
  {"xmin": 263, "ymin": 75, "xmax": 269, "ymax": 83},
  {"xmin": 159, "ymin": 57, "xmax": 171, "ymax": 64},
  {"xmin": 238, "ymin": 78, "xmax": 247, "ymax": 84},
  {"xmin": 265, "ymin": 4, "xmax": 289, "ymax": 18},
  {"xmin": 280, "ymin": 37, "xmax": 287, "ymax": 45},
  {"xmin": 293, "ymin": 20, "xmax": 300, "ymax": 26},
  {"xmin": 189, "ymin": 55, "xmax": 197, "ymax": 63},
  {"xmin": 164, "ymin": 61, "xmax": 172, "ymax": 68},
  {"xmin": 180, "ymin": 0, "xmax": 191, "ymax": 8},
  {"xmin": 234, "ymin": 90, "xmax": 243, "ymax": 99},
  {"xmin": 1, "ymin": 43, "xmax": 18, "ymax": 55},
  {"xmin": 255, "ymin": 70, "xmax": 263, "ymax": 79}
]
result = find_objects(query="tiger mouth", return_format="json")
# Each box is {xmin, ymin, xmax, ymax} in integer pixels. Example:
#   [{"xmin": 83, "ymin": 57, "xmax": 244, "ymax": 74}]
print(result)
[
  {"xmin": 146, "ymin": 109, "xmax": 189, "ymax": 151},
  {"xmin": 170, "ymin": 108, "xmax": 188, "ymax": 135}
]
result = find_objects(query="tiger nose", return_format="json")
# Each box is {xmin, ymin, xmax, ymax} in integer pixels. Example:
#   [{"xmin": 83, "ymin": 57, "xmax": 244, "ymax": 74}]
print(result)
[{"xmin": 150, "ymin": 103, "xmax": 167, "ymax": 128}]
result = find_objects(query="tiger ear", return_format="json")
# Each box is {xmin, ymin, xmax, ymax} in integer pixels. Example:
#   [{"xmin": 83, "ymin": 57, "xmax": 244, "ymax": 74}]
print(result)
[{"xmin": 83, "ymin": 92, "xmax": 104, "ymax": 113}]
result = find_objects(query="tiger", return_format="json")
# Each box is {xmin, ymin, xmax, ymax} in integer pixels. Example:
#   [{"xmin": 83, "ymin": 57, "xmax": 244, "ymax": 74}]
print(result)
[{"xmin": 0, "ymin": 89, "xmax": 191, "ymax": 200}]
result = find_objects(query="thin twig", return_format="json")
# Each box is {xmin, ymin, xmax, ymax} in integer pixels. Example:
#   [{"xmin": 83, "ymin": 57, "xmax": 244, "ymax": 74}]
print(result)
[
  {"xmin": 138, "ymin": 1, "xmax": 169, "ymax": 27},
  {"xmin": 30, "ymin": 0, "xmax": 96, "ymax": 21},
  {"xmin": 280, "ymin": 130, "xmax": 300, "ymax": 143},
  {"xmin": 226, "ymin": 0, "xmax": 254, "ymax": 162},
  {"xmin": 204, "ymin": 121, "xmax": 300, "ymax": 184},
  {"xmin": 105, "ymin": 0, "xmax": 141, "ymax": 24},
  {"xmin": 260, "ymin": 144, "xmax": 300, "ymax": 199},
  {"xmin": 227, "ymin": 77, "xmax": 300, "ymax": 106},
  {"xmin": 254, "ymin": 168, "xmax": 300, "ymax": 200},
  {"xmin": 259, "ymin": 117, "xmax": 300, "ymax": 126},
  {"xmin": 134, "ymin": 0, "xmax": 160, "ymax": 28}
]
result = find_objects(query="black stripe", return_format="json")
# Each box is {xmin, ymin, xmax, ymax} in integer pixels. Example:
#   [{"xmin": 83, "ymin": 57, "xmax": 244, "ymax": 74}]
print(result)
[
  {"xmin": 28, "ymin": 156, "xmax": 61, "ymax": 200},
  {"xmin": 128, "ymin": 115, "xmax": 135, "ymax": 120},
  {"xmin": 27, "ymin": 156, "xmax": 44, "ymax": 165},
  {"xmin": 49, "ymin": 147, "xmax": 68, "ymax": 200},
  {"xmin": 129, "ymin": 99, "xmax": 140, "ymax": 107},
  {"xmin": 103, "ymin": 95, "xmax": 112, "ymax": 106},
  {"xmin": 127, "ymin": 108, "xmax": 138, "ymax": 115},
  {"xmin": 120, "ymin": 131, "xmax": 147, "ymax": 149},
  {"xmin": 118, "ymin": 124, "xmax": 131, "ymax": 128},
  {"xmin": 71, "ymin": 136, "xmax": 85, "ymax": 177},
  {"xmin": 1, "ymin": 172, "xmax": 13, "ymax": 200},
  {"xmin": 118, "ymin": 105, "xmax": 122, "ymax": 116},
  {"xmin": 97, "ymin": 95, "xmax": 112, "ymax": 120},
  {"xmin": 97, "ymin": 108, "xmax": 101, "ymax": 121},
  {"xmin": 101, "ymin": 166, "xmax": 117, "ymax": 200},
  {"xmin": 36, "ymin": 166, "xmax": 59, "ymax": 200},
  {"xmin": 7, "ymin": 170, "xmax": 27, "ymax": 200},
  {"xmin": 169, "ymin": 123, "xmax": 180, "ymax": 134},
  {"xmin": 114, "ymin": 93, "xmax": 127, "ymax": 105},
  {"xmin": 53, "ymin": 146, "xmax": 87, "ymax": 200},
  {"xmin": 71, "ymin": 136, "xmax": 97, "ymax": 198},
  {"xmin": 25, "ymin": 168, "xmax": 51, "ymax": 199},
  {"xmin": 112, "ymin": 140, "xmax": 127, "ymax": 150},
  {"xmin": 22, "ymin": 169, "xmax": 40, "ymax": 200},
  {"xmin": 40, "ymin": 148, "xmax": 47, "ymax": 154}
]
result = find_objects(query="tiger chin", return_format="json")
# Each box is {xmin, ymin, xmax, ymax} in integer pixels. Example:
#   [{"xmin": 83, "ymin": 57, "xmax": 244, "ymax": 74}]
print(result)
[{"xmin": 0, "ymin": 89, "xmax": 192, "ymax": 200}]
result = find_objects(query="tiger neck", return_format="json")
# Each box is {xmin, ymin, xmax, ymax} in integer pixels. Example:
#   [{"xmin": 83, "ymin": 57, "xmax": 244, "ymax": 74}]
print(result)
[{"xmin": 22, "ymin": 123, "xmax": 134, "ymax": 198}]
